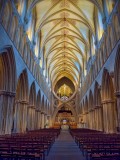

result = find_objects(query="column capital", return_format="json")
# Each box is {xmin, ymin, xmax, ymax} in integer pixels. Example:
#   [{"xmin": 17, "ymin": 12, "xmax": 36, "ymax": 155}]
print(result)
[
  {"xmin": 41, "ymin": 111, "xmax": 45, "ymax": 114},
  {"xmin": 28, "ymin": 105, "xmax": 36, "ymax": 109},
  {"xmin": 102, "ymin": 99, "xmax": 115, "ymax": 104},
  {"xmin": 0, "ymin": 90, "xmax": 16, "ymax": 97},
  {"xmin": 15, "ymin": 100, "xmax": 29, "ymax": 105},
  {"xmin": 89, "ymin": 108, "xmax": 94, "ymax": 112},
  {"xmin": 94, "ymin": 105, "xmax": 102, "ymax": 109},
  {"xmin": 35, "ymin": 109, "xmax": 41, "ymax": 112}
]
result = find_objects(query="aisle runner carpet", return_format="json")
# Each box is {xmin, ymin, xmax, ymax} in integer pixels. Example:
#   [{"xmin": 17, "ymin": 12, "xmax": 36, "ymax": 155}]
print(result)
[{"xmin": 46, "ymin": 130, "xmax": 86, "ymax": 160}]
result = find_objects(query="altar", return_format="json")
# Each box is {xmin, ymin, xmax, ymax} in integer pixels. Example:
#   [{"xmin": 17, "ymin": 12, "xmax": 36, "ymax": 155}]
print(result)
[{"xmin": 61, "ymin": 124, "xmax": 69, "ymax": 130}]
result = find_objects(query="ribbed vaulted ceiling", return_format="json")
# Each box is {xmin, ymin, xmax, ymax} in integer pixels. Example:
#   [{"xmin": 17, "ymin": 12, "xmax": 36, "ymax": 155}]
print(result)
[{"xmin": 26, "ymin": 0, "xmax": 104, "ymax": 97}]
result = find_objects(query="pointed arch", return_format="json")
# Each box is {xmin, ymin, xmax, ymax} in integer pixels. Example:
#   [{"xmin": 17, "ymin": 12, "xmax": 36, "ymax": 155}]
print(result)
[
  {"xmin": 36, "ymin": 90, "xmax": 41, "ymax": 110},
  {"xmin": 101, "ymin": 68, "xmax": 116, "ymax": 133},
  {"xmin": 14, "ymin": 69, "xmax": 29, "ymax": 133},
  {"xmin": 101, "ymin": 68, "xmax": 114, "ymax": 101},
  {"xmin": 85, "ymin": 96, "xmax": 88, "ymax": 113},
  {"xmin": 0, "ymin": 45, "xmax": 16, "ymax": 92},
  {"xmin": 0, "ymin": 45, "xmax": 16, "ymax": 134},
  {"xmin": 29, "ymin": 81, "xmax": 36, "ymax": 106},
  {"xmin": 45, "ymin": 99, "xmax": 48, "ymax": 114},
  {"xmin": 52, "ymin": 103, "xmax": 78, "ymax": 124},
  {"xmin": 89, "ymin": 90, "xmax": 93, "ymax": 110},
  {"xmin": 94, "ymin": 81, "xmax": 101, "ymax": 106},
  {"xmin": 16, "ymin": 69, "xmax": 29, "ymax": 101}
]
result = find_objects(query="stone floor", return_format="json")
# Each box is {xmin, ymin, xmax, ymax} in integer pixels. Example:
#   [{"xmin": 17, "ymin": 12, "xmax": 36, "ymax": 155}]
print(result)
[{"xmin": 45, "ymin": 130, "xmax": 86, "ymax": 160}]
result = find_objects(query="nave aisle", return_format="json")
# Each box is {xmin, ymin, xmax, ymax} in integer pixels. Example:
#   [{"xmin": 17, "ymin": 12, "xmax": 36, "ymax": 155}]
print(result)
[{"xmin": 46, "ymin": 130, "xmax": 85, "ymax": 160}]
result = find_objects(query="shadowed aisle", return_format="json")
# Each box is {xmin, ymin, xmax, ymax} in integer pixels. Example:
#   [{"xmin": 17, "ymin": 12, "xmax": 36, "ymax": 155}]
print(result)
[{"xmin": 46, "ymin": 130, "xmax": 85, "ymax": 160}]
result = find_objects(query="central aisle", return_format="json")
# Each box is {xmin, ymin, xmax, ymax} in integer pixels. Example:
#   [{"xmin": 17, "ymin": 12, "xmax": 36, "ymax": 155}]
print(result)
[{"xmin": 46, "ymin": 130, "xmax": 85, "ymax": 160}]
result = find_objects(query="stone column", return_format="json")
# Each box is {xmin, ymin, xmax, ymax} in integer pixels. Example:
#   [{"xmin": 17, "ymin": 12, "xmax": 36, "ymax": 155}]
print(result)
[
  {"xmin": 39, "ymin": 112, "xmax": 42, "ymax": 129},
  {"xmin": 88, "ymin": 110, "xmax": 92, "ymax": 129},
  {"xmin": 93, "ymin": 107, "xmax": 98, "ymax": 130},
  {"xmin": 41, "ymin": 112, "xmax": 45, "ymax": 129},
  {"xmin": 44, "ymin": 114, "xmax": 47, "ymax": 128},
  {"xmin": 85, "ymin": 112, "xmax": 89, "ymax": 128},
  {"xmin": 82, "ymin": 113, "xmax": 85, "ymax": 128},
  {"xmin": 48, "ymin": 115, "xmax": 52, "ymax": 128},
  {"xmin": 115, "ymin": 92, "xmax": 120, "ymax": 131},
  {"xmin": 0, "ymin": 90, "xmax": 15, "ymax": 135},
  {"xmin": 14, "ymin": 100, "xmax": 28, "ymax": 133},
  {"xmin": 38, "ymin": 111, "xmax": 41, "ymax": 129},
  {"xmin": 94, "ymin": 107, "xmax": 97, "ymax": 130},
  {"xmin": 35, "ymin": 109, "xmax": 41, "ymax": 129},
  {"xmin": 91, "ymin": 110, "xmax": 94, "ymax": 129},
  {"xmin": 78, "ymin": 115, "xmax": 82, "ymax": 128},
  {"xmin": 34, "ymin": 109, "xmax": 38, "ymax": 129},
  {"xmin": 92, "ymin": 109, "xmax": 95, "ymax": 129},
  {"xmin": 27, "ymin": 105, "xmax": 35, "ymax": 130},
  {"xmin": 27, "ymin": 105, "xmax": 32, "ymax": 130},
  {"xmin": 97, "ymin": 105, "xmax": 103, "ymax": 131},
  {"xmin": 31, "ymin": 106, "xmax": 36, "ymax": 130},
  {"xmin": 102, "ymin": 99, "xmax": 116, "ymax": 133}
]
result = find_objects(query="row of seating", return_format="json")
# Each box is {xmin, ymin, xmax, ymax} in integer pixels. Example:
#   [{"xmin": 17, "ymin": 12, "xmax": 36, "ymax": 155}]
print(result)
[
  {"xmin": 0, "ymin": 128, "xmax": 60, "ymax": 160},
  {"xmin": 70, "ymin": 128, "xmax": 120, "ymax": 160}
]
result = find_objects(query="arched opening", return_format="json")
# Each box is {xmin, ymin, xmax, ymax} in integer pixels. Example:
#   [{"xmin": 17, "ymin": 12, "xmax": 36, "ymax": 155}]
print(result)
[
  {"xmin": 53, "ymin": 77, "xmax": 75, "ymax": 102},
  {"xmin": 94, "ymin": 81, "xmax": 103, "ymax": 131},
  {"xmin": 53, "ymin": 104, "xmax": 77, "ymax": 129},
  {"xmin": 27, "ymin": 82, "xmax": 36, "ymax": 130},
  {"xmin": 101, "ymin": 68, "xmax": 117, "ymax": 133},
  {"xmin": 0, "ymin": 46, "xmax": 16, "ymax": 134},
  {"xmin": 14, "ymin": 69, "xmax": 28, "ymax": 133}
]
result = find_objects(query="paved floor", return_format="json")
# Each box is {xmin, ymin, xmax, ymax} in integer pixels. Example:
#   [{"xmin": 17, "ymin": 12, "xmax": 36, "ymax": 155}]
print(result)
[{"xmin": 46, "ymin": 129, "xmax": 86, "ymax": 160}]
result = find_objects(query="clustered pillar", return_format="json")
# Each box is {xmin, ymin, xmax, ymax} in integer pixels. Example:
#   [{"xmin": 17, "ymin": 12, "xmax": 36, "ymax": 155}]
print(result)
[
  {"xmin": 35, "ymin": 109, "xmax": 41, "ymax": 129},
  {"xmin": 47, "ymin": 115, "xmax": 52, "ymax": 128},
  {"xmin": 0, "ymin": 91, "xmax": 15, "ymax": 135},
  {"xmin": 14, "ymin": 100, "xmax": 28, "ymax": 133},
  {"xmin": 81, "ymin": 106, "xmax": 103, "ymax": 131},
  {"xmin": 102, "ymin": 100, "xmax": 116, "ymax": 133},
  {"xmin": 27, "ymin": 105, "xmax": 36, "ymax": 130},
  {"xmin": 41, "ymin": 112, "xmax": 45, "ymax": 129},
  {"xmin": 96, "ymin": 105, "xmax": 103, "ymax": 131}
]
